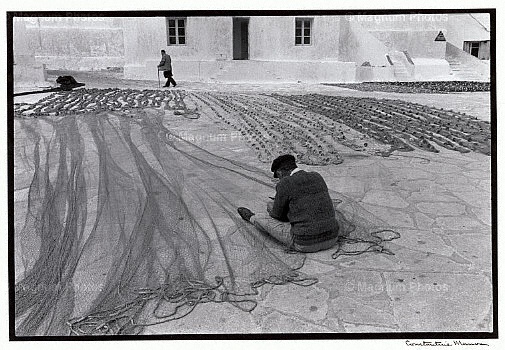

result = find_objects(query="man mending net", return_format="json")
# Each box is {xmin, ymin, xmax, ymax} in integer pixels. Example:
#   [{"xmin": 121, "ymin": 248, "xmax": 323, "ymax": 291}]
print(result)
[{"xmin": 238, "ymin": 154, "xmax": 339, "ymax": 253}]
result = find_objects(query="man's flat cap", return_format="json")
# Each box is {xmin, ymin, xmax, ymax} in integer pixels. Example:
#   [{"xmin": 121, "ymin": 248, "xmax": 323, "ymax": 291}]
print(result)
[{"xmin": 271, "ymin": 154, "xmax": 297, "ymax": 177}]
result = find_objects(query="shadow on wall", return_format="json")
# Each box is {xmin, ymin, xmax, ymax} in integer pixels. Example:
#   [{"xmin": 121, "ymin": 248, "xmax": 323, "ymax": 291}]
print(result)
[{"xmin": 338, "ymin": 17, "xmax": 390, "ymax": 67}]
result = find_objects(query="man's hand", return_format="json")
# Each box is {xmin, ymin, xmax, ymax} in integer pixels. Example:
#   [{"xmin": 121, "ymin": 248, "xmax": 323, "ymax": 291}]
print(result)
[{"xmin": 267, "ymin": 201, "xmax": 274, "ymax": 215}]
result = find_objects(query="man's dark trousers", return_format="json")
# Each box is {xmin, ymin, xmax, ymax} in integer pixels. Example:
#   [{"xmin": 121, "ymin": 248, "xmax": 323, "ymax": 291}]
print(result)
[{"xmin": 163, "ymin": 70, "xmax": 177, "ymax": 87}]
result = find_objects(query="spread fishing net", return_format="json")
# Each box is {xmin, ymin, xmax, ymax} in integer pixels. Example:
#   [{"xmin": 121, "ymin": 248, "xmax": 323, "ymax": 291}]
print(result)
[{"xmin": 14, "ymin": 88, "xmax": 400, "ymax": 336}]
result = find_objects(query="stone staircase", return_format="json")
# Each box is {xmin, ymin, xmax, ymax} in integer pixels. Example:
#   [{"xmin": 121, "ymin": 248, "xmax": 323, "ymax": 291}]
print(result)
[
  {"xmin": 445, "ymin": 42, "xmax": 490, "ymax": 82},
  {"xmin": 387, "ymin": 51, "xmax": 414, "ymax": 81},
  {"xmin": 446, "ymin": 58, "xmax": 489, "ymax": 81}
]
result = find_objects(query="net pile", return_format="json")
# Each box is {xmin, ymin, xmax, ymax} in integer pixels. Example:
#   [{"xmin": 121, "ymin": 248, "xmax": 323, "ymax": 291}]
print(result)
[
  {"xmin": 324, "ymin": 81, "xmax": 491, "ymax": 93},
  {"xmin": 270, "ymin": 93, "xmax": 491, "ymax": 156},
  {"xmin": 14, "ymin": 88, "xmax": 199, "ymax": 119},
  {"xmin": 14, "ymin": 90, "xmax": 400, "ymax": 336}
]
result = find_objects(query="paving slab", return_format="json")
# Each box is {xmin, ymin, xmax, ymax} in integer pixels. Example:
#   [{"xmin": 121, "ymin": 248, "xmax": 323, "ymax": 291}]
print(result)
[
  {"xmin": 360, "ymin": 204, "xmax": 416, "ymax": 228},
  {"xmin": 413, "ymin": 212, "xmax": 436, "ymax": 230},
  {"xmin": 384, "ymin": 272, "xmax": 492, "ymax": 332},
  {"xmin": 470, "ymin": 206, "xmax": 492, "ymax": 226},
  {"xmin": 395, "ymin": 179, "xmax": 446, "ymax": 192},
  {"xmin": 259, "ymin": 311, "xmax": 334, "ymax": 333},
  {"xmin": 447, "ymin": 234, "xmax": 493, "ymax": 273},
  {"xmin": 393, "ymin": 229, "xmax": 455, "ymax": 256},
  {"xmin": 387, "ymin": 167, "xmax": 435, "ymax": 181},
  {"xmin": 415, "ymin": 202, "xmax": 467, "ymax": 216},
  {"xmin": 435, "ymin": 216, "xmax": 487, "ymax": 232},
  {"xmin": 361, "ymin": 190, "xmax": 410, "ymax": 209},
  {"xmin": 407, "ymin": 191, "xmax": 461, "ymax": 202},
  {"xmin": 343, "ymin": 323, "xmax": 400, "ymax": 332},
  {"xmin": 405, "ymin": 248, "xmax": 478, "ymax": 272},
  {"xmin": 143, "ymin": 303, "xmax": 262, "ymax": 334},
  {"xmin": 262, "ymin": 283, "xmax": 330, "ymax": 323},
  {"xmin": 299, "ymin": 258, "xmax": 339, "ymax": 276},
  {"xmin": 324, "ymin": 253, "xmax": 405, "ymax": 272},
  {"xmin": 330, "ymin": 295, "xmax": 398, "ymax": 329}
]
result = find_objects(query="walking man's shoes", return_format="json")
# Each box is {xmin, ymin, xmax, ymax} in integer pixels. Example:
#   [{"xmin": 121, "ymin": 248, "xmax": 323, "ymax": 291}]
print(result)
[{"xmin": 237, "ymin": 207, "xmax": 255, "ymax": 222}]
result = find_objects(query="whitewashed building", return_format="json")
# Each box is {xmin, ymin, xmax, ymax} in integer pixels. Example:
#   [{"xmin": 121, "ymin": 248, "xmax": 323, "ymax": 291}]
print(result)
[
  {"xmin": 122, "ymin": 14, "xmax": 490, "ymax": 83},
  {"xmin": 15, "ymin": 13, "xmax": 491, "ymax": 85}
]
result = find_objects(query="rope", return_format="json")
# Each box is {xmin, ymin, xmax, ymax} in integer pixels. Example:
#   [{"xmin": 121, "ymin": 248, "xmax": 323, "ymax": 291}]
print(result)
[
  {"xmin": 332, "ymin": 230, "xmax": 401, "ymax": 259},
  {"xmin": 66, "ymin": 270, "xmax": 317, "ymax": 335}
]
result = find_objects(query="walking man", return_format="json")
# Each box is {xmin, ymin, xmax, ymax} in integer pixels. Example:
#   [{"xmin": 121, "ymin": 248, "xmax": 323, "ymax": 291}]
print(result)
[
  {"xmin": 158, "ymin": 50, "xmax": 177, "ymax": 87},
  {"xmin": 238, "ymin": 154, "xmax": 340, "ymax": 253}
]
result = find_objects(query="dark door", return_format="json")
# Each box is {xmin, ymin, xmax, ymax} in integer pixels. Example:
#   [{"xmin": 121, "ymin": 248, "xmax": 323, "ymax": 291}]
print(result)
[
  {"xmin": 470, "ymin": 42, "xmax": 480, "ymax": 58},
  {"xmin": 240, "ymin": 21, "xmax": 249, "ymax": 59},
  {"xmin": 464, "ymin": 41, "xmax": 481, "ymax": 58},
  {"xmin": 233, "ymin": 18, "xmax": 249, "ymax": 60}
]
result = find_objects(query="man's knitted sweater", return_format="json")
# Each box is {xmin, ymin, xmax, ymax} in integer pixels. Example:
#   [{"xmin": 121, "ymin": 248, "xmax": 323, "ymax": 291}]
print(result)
[{"xmin": 269, "ymin": 170, "xmax": 339, "ymax": 246}]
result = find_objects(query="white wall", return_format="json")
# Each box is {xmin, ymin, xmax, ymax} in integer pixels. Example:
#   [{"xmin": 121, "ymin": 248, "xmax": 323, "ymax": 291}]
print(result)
[
  {"xmin": 123, "ymin": 14, "xmax": 481, "ymax": 83},
  {"xmin": 13, "ymin": 19, "xmax": 47, "ymax": 87},
  {"xmin": 352, "ymin": 14, "xmax": 448, "ymax": 59},
  {"xmin": 24, "ymin": 17, "xmax": 125, "ymax": 70},
  {"xmin": 355, "ymin": 13, "xmax": 449, "ymax": 31},
  {"xmin": 338, "ymin": 16, "xmax": 390, "ymax": 66},
  {"xmin": 445, "ymin": 14, "xmax": 490, "ymax": 50},
  {"xmin": 123, "ymin": 16, "xmax": 357, "ymax": 82},
  {"xmin": 249, "ymin": 16, "xmax": 341, "ymax": 61},
  {"xmin": 369, "ymin": 30, "xmax": 447, "ymax": 59},
  {"xmin": 123, "ymin": 17, "xmax": 234, "ymax": 64}
]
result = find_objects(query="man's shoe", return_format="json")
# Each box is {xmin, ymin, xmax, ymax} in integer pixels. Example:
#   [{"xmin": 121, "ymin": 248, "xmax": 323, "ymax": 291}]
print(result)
[{"xmin": 237, "ymin": 207, "xmax": 255, "ymax": 222}]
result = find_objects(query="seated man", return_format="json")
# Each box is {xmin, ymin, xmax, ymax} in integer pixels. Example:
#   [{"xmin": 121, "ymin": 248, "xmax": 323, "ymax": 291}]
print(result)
[{"xmin": 238, "ymin": 154, "xmax": 339, "ymax": 253}]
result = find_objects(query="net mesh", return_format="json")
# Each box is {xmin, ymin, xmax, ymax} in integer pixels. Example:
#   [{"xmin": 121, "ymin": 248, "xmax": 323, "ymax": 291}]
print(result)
[{"xmin": 14, "ymin": 89, "xmax": 400, "ymax": 336}]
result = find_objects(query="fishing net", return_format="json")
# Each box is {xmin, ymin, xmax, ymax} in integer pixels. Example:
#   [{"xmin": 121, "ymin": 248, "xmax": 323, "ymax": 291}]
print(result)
[
  {"xmin": 13, "ymin": 89, "xmax": 400, "ymax": 336},
  {"xmin": 323, "ymin": 81, "xmax": 491, "ymax": 93}
]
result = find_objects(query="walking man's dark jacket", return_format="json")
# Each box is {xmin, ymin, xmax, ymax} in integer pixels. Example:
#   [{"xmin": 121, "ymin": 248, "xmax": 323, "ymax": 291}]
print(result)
[
  {"xmin": 270, "ymin": 170, "xmax": 339, "ymax": 247},
  {"xmin": 158, "ymin": 53, "xmax": 172, "ymax": 72}
]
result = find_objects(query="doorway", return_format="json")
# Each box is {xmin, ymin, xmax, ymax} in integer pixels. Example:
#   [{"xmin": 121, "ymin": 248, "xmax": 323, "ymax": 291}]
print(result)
[
  {"xmin": 233, "ymin": 18, "xmax": 249, "ymax": 60},
  {"xmin": 463, "ymin": 41, "xmax": 490, "ymax": 60}
]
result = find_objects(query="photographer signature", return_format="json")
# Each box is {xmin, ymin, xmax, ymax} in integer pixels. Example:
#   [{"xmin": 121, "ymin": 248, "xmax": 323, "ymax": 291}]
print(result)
[{"xmin": 406, "ymin": 340, "xmax": 489, "ymax": 347}]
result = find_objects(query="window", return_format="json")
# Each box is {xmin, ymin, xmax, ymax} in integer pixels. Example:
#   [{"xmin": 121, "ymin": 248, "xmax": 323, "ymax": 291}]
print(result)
[
  {"xmin": 166, "ymin": 18, "xmax": 186, "ymax": 45},
  {"xmin": 295, "ymin": 18, "xmax": 312, "ymax": 45}
]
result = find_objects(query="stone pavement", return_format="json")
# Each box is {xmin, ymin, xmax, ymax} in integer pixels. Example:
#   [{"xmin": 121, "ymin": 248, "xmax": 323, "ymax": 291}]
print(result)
[
  {"xmin": 137, "ymin": 84, "xmax": 491, "ymax": 334},
  {"xmin": 13, "ymin": 73, "xmax": 493, "ymax": 334}
]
